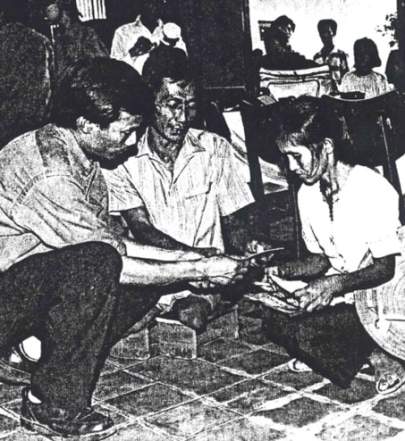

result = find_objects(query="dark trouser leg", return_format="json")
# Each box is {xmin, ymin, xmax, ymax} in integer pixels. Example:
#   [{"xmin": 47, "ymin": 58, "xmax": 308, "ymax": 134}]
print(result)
[
  {"xmin": 0, "ymin": 242, "xmax": 122, "ymax": 414},
  {"xmin": 263, "ymin": 304, "xmax": 376, "ymax": 388},
  {"xmin": 107, "ymin": 285, "xmax": 165, "ymax": 347}
]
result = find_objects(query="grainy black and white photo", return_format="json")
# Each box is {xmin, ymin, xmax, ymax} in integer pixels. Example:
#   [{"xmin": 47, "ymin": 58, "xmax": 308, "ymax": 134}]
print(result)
[{"xmin": 0, "ymin": 0, "xmax": 404, "ymax": 440}]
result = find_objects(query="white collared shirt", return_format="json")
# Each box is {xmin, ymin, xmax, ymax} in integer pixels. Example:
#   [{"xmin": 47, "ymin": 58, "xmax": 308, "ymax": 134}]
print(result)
[
  {"xmin": 103, "ymin": 128, "xmax": 254, "ymax": 251},
  {"xmin": 298, "ymin": 165, "xmax": 401, "ymax": 275},
  {"xmin": 110, "ymin": 15, "xmax": 187, "ymax": 61}
]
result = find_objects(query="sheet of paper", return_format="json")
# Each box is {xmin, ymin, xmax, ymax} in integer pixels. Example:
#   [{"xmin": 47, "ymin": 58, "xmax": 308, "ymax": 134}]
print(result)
[{"xmin": 269, "ymin": 274, "xmax": 307, "ymax": 293}]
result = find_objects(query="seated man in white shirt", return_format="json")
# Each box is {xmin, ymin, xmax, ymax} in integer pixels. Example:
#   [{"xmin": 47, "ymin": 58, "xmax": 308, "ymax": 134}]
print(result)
[{"xmin": 103, "ymin": 49, "xmax": 256, "ymax": 330}]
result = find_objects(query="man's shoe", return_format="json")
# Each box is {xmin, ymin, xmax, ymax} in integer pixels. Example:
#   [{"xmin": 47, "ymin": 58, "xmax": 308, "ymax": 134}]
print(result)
[
  {"xmin": 21, "ymin": 388, "xmax": 116, "ymax": 440},
  {"xmin": 0, "ymin": 348, "xmax": 32, "ymax": 386}
]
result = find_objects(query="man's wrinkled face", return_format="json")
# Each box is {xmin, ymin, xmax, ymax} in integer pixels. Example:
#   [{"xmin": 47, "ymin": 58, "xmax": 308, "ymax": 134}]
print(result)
[
  {"xmin": 277, "ymin": 136, "xmax": 328, "ymax": 185},
  {"xmin": 87, "ymin": 111, "xmax": 143, "ymax": 162},
  {"xmin": 153, "ymin": 79, "xmax": 197, "ymax": 144}
]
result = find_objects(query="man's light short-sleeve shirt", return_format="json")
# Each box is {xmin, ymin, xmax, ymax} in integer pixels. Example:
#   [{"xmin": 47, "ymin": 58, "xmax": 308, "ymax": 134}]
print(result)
[
  {"xmin": 0, "ymin": 124, "xmax": 125, "ymax": 271},
  {"xmin": 103, "ymin": 128, "xmax": 254, "ymax": 251},
  {"xmin": 298, "ymin": 165, "xmax": 400, "ymax": 275}
]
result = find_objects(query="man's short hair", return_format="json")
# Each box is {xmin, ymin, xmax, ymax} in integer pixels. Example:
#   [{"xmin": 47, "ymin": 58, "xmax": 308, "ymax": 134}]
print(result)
[
  {"xmin": 317, "ymin": 19, "xmax": 337, "ymax": 35},
  {"xmin": 272, "ymin": 15, "xmax": 295, "ymax": 32},
  {"xmin": 52, "ymin": 57, "xmax": 153, "ymax": 129},
  {"xmin": 142, "ymin": 46, "xmax": 194, "ymax": 94}
]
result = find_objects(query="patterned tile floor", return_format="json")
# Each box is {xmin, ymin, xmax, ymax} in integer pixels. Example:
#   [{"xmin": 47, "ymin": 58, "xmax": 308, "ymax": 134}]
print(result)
[{"xmin": 0, "ymin": 299, "xmax": 404, "ymax": 440}]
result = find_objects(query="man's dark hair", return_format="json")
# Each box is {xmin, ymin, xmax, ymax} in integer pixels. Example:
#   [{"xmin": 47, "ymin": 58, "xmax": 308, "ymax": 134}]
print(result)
[
  {"xmin": 270, "ymin": 96, "xmax": 355, "ymax": 165},
  {"xmin": 52, "ymin": 58, "xmax": 153, "ymax": 129},
  {"xmin": 40, "ymin": 0, "xmax": 81, "ymax": 21},
  {"xmin": 272, "ymin": 15, "xmax": 295, "ymax": 32},
  {"xmin": 354, "ymin": 37, "xmax": 381, "ymax": 69},
  {"xmin": 142, "ymin": 46, "xmax": 194, "ymax": 94},
  {"xmin": 317, "ymin": 19, "xmax": 337, "ymax": 35}
]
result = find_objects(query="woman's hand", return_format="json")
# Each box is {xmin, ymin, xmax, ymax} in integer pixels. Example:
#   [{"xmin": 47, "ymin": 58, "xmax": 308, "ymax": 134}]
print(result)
[{"xmin": 293, "ymin": 276, "xmax": 342, "ymax": 312}]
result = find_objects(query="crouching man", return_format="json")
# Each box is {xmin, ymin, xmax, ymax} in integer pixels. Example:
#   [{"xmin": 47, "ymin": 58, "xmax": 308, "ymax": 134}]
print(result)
[
  {"xmin": 0, "ymin": 58, "xmax": 244, "ymax": 439},
  {"xmin": 103, "ymin": 49, "xmax": 256, "ymax": 331}
]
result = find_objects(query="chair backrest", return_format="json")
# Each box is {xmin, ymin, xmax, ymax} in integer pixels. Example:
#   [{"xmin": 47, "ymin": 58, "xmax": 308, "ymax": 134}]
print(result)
[
  {"xmin": 322, "ymin": 91, "xmax": 405, "ymax": 223},
  {"xmin": 260, "ymin": 65, "xmax": 333, "ymax": 99},
  {"xmin": 240, "ymin": 99, "xmax": 302, "ymax": 257}
]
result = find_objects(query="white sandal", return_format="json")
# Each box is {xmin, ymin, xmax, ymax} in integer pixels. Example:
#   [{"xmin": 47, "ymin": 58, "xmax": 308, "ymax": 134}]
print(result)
[{"xmin": 287, "ymin": 358, "xmax": 312, "ymax": 373}]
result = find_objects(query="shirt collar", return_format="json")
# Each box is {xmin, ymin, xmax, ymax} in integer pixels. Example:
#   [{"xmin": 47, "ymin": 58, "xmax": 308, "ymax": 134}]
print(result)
[{"xmin": 136, "ymin": 127, "xmax": 206, "ymax": 161}]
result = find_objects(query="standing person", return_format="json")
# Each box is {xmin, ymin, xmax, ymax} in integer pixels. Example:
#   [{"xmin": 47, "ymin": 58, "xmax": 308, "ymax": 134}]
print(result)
[
  {"xmin": 261, "ymin": 96, "xmax": 404, "ymax": 392},
  {"xmin": 103, "ymin": 49, "xmax": 256, "ymax": 331},
  {"xmin": 340, "ymin": 37, "xmax": 390, "ymax": 98},
  {"xmin": 110, "ymin": 4, "xmax": 186, "ymax": 62},
  {"xmin": 0, "ymin": 57, "xmax": 243, "ymax": 439},
  {"xmin": 261, "ymin": 15, "xmax": 316, "ymax": 70},
  {"xmin": 313, "ymin": 19, "xmax": 348, "ymax": 85},
  {"xmin": 40, "ymin": 0, "xmax": 108, "ymax": 83},
  {"xmin": 0, "ymin": 1, "xmax": 53, "ymax": 148}
]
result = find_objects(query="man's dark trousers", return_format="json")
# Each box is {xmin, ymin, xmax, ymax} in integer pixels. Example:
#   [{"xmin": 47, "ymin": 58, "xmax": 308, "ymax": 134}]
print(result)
[{"xmin": 0, "ymin": 242, "xmax": 161, "ymax": 415}]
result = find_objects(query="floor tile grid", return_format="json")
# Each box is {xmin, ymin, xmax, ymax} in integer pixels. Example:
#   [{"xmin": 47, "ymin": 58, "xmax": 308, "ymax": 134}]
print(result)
[
  {"xmin": 107, "ymin": 380, "xmax": 201, "ymax": 419},
  {"xmin": 359, "ymin": 408, "xmax": 405, "ymax": 431},
  {"xmin": 172, "ymin": 352, "xmax": 323, "ymax": 438},
  {"xmin": 0, "ymin": 399, "xmax": 40, "ymax": 441},
  {"xmin": 270, "ymin": 381, "xmax": 405, "ymax": 440},
  {"xmin": 183, "ymin": 413, "xmax": 289, "ymax": 441},
  {"xmin": 120, "ymin": 350, "xmax": 291, "ymax": 440},
  {"xmin": 198, "ymin": 350, "xmax": 405, "ymax": 440}
]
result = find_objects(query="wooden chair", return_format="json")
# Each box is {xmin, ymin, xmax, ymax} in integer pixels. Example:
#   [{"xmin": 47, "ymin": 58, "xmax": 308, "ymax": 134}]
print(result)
[
  {"xmin": 240, "ymin": 99, "xmax": 302, "ymax": 258},
  {"xmin": 259, "ymin": 65, "xmax": 333, "ymax": 100},
  {"xmin": 322, "ymin": 91, "xmax": 405, "ymax": 224}
]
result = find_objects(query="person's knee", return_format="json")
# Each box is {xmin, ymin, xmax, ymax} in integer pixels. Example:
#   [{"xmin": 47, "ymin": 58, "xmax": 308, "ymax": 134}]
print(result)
[{"xmin": 83, "ymin": 242, "xmax": 123, "ymax": 276}]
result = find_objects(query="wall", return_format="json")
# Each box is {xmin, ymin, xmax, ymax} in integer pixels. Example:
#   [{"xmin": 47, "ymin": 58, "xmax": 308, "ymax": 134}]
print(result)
[{"xmin": 249, "ymin": 0, "xmax": 397, "ymax": 73}]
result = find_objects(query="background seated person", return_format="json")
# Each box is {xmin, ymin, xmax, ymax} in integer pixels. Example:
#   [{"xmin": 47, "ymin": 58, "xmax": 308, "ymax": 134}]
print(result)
[
  {"xmin": 261, "ymin": 96, "xmax": 404, "ymax": 392},
  {"xmin": 313, "ymin": 19, "xmax": 348, "ymax": 85},
  {"xmin": 103, "ymin": 49, "xmax": 256, "ymax": 331},
  {"xmin": 340, "ymin": 37, "xmax": 390, "ymax": 98},
  {"xmin": 261, "ymin": 15, "xmax": 317, "ymax": 70}
]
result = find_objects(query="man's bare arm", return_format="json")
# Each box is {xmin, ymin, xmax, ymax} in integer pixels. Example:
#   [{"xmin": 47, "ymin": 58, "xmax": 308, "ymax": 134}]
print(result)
[
  {"xmin": 123, "ymin": 207, "xmax": 197, "ymax": 251},
  {"xmin": 278, "ymin": 253, "xmax": 331, "ymax": 280},
  {"xmin": 119, "ymin": 254, "xmax": 242, "ymax": 286},
  {"xmin": 123, "ymin": 207, "xmax": 220, "ymax": 256}
]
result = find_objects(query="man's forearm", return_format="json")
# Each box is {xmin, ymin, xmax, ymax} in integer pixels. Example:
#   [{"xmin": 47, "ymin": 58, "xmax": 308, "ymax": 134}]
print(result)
[
  {"xmin": 122, "ymin": 238, "xmax": 200, "ymax": 261},
  {"xmin": 119, "ymin": 255, "xmax": 205, "ymax": 285},
  {"xmin": 126, "ymin": 217, "xmax": 192, "ymax": 251},
  {"xmin": 279, "ymin": 253, "xmax": 330, "ymax": 280}
]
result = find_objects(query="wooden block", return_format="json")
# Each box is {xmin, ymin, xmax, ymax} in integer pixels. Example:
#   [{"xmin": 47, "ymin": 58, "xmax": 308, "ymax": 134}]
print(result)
[
  {"xmin": 109, "ymin": 326, "xmax": 151, "ymax": 360},
  {"xmin": 152, "ymin": 305, "xmax": 239, "ymax": 359}
]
